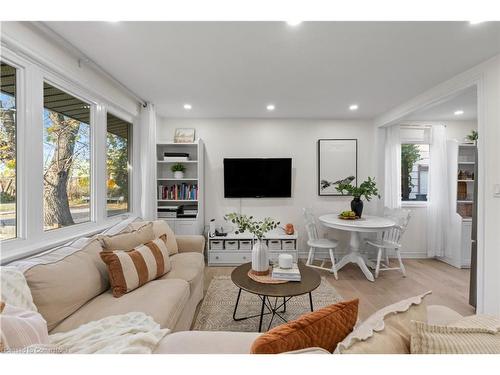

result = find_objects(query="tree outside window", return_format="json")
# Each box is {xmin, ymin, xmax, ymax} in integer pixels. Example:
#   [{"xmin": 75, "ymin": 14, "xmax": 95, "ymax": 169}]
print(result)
[
  {"xmin": 401, "ymin": 144, "xmax": 429, "ymax": 201},
  {"xmin": 43, "ymin": 83, "xmax": 91, "ymax": 230}
]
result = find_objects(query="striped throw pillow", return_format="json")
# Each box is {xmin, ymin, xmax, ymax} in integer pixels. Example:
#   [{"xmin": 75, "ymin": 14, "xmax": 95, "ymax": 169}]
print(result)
[{"xmin": 100, "ymin": 235, "xmax": 172, "ymax": 298}]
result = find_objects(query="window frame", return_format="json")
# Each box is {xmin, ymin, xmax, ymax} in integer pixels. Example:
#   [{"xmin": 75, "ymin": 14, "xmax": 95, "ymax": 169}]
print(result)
[
  {"xmin": 0, "ymin": 46, "xmax": 138, "ymax": 263},
  {"xmin": 105, "ymin": 109, "xmax": 133, "ymax": 217}
]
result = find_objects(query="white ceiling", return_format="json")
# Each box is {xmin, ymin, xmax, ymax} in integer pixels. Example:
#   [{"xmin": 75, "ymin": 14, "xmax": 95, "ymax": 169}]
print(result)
[
  {"xmin": 43, "ymin": 21, "xmax": 500, "ymax": 119},
  {"xmin": 405, "ymin": 86, "xmax": 477, "ymax": 121}
]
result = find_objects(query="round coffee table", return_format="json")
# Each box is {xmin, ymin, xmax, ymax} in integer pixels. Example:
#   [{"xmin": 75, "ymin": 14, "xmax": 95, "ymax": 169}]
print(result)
[{"xmin": 231, "ymin": 262, "xmax": 321, "ymax": 332}]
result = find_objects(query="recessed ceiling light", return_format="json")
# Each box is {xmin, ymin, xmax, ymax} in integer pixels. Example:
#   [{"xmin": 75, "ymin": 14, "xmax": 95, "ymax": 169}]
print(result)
[
  {"xmin": 349, "ymin": 104, "xmax": 359, "ymax": 111},
  {"xmin": 183, "ymin": 104, "xmax": 192, "ymax": 110},
  {"xmin": 266, "ymin": 104, "xmax": 275, "ymax": 111},
  {"xmin": 454, "ymin": 110, "xmax": 464, "ymax": 116},
  {"xmin": 469, "ymin": 21, "xmax": 485, "ymax": 25},
  {"xmin": 286, "ymin": 21, "xmax": 302, "ymax": 27}
]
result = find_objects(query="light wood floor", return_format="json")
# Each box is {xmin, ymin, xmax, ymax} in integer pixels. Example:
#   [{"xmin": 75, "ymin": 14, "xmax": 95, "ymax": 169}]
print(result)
[{"xmin": 202, "ymin": 259, "xmax": 475, "ymax": 321}]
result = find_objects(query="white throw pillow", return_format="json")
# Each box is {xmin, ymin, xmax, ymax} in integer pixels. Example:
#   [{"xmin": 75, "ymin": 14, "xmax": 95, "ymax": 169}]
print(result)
[
  {"xmin": 0, "ymin": 303, "xmax": 49, "ymax": 352},
  {"xmin": 0, "ymin": 267, "xmax": 37, "ymax": 311}
]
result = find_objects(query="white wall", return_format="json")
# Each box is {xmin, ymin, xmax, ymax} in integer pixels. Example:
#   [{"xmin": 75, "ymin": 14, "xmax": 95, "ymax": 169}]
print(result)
[
  {"xmin": 157, "ymin": 118, "xmax": 377, "ymax": 252},
  {"xmin": 399, "ymin": 120, "xmax": 477, "ymax": 258}
]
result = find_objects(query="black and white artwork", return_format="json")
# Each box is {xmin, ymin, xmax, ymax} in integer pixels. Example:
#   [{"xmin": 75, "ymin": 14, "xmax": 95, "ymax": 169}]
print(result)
[{"xmin": 317, "ymin": 139, "xmax": 357, "ymax": 196}]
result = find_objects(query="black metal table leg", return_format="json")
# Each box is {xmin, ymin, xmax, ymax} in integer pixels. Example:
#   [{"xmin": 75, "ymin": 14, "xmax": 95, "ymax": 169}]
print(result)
[
  {"xmin": 258, "ymin": 296, "xmax": 266, "ymax": 332},
  {"xmin": 309, "ymin": 292, "xmax": 314, "ymax": 312},
  {"xmin": 283, "ymin": 297, "xmax": 286, "ymax": 313},
  {"xmin": 232, "ymin": 288, "xmax": 242, "ymax": 320}
]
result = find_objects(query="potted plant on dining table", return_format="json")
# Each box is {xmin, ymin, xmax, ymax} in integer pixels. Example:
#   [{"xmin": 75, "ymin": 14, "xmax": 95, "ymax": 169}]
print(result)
[{"xmin": 336, "ymin": 176, "xmax": 380, "ymax": 218}]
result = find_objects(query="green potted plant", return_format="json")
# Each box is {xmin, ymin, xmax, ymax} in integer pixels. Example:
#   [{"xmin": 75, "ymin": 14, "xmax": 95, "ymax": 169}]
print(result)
[
  {"xmin": 224, "ymin": 213, "xmax": 279, "ymax": 275},
  {"xmin": 171, "ymin": 163, "xmax": 186, "ymax": 179},
  {"xmin": 466, "ymin": 130, "xmax": 478, "ymax": 144},
  {"xmin": 336, "ymin": 176, "xmax": 380, "ymax": 218}
]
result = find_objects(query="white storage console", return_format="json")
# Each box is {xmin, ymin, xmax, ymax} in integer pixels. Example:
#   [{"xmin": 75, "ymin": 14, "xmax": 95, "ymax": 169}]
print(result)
[{"xmin": 208, "ymin": 231, "xmax": 299, "ymax": 266}]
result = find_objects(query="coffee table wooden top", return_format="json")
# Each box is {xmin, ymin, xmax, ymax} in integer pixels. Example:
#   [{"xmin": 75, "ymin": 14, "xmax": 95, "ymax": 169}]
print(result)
[{"xmin": 231, "ymin": 262, "xmax": 321, "ymax": 298}]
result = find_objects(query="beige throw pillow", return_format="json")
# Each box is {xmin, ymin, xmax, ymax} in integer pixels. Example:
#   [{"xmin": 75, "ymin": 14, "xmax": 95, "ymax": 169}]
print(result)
[
  {"xmin": 410, "ymin": 315, "xmax": 500, "ymax": 354},
  {"xmin": 335, "ymin": 291, "xmax": 431, "ymax": 354},
  {"xmin": 100, "ymin": 236, "xmax": 172, "ymax": 297},
  {"xmin": 100, "ymin": 222, "xmax": 155, "ymax": 251},
  {"xmin": 129, "ymin": 220, "xmax": 178, "ymax": 255},
  {"xmin": 11, "ymin": 238, "xmax": 109, "ymax": 332}
]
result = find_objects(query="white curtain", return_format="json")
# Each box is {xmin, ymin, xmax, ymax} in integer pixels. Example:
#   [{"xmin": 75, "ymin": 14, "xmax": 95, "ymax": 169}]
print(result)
[
  {"xmin": 139, "ymin": 103, "xmax": 157, "ymax": 220},
  {"xmin": 384, "ymin": 125, "xmax": 401, "ymax": 209},
  {"xmin": 427, "ymin": 124, "xmax": 449, "ymax": 257}
]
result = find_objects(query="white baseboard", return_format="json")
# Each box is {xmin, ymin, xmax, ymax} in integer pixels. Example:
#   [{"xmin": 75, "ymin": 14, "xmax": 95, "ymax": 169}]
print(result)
[{"xmin": 297, "ymin": 249, "xmax": 430, "ymax": 260}]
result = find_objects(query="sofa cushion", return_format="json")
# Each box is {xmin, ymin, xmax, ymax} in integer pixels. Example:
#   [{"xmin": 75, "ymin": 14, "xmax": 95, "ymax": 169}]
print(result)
[
  {"xmin": 129, "ymin": 220, "xmax": 178, "ymax": 255},
  {"xmin": 154, "ymin": 331, "xmax": 260, "ymax": 354},
  {"xmin": 410, "ymin": 315, "xmax": 500, "ymax": 354},
  {"xmin": 335, "ymin": 291, "xmax": 430, "ymax": 354},
  {"xmin": 160, "ymin": 252, "xmax": 204, "ymax": 294},
  {"xmin": 50, "ymin": 279, "xmax": 190, "ymax": 334},
  {"xmin": 10, "ymin": 238, "xmax": 109, "ymax": 332},
  {"xmin": 100, "ymin": 236, "xmax": 172, "ymax": 298},
  {"xmin": 0, "ymin": 303, "xmax": 49, "ymax": 352},
  {"xmin": 251, "ymin": 299, "xmax": 359, "ymax": 354},
  {"xmin": 100, "ymin": 222, "xmax": 155, "ymax": 251}
]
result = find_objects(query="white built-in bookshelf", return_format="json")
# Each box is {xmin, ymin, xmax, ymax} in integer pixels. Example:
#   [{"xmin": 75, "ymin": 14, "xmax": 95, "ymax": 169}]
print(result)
[
  {"xmin": 156, "ymin": 139, "xmax": 204, "ymax": 235},
  {"xmin": 445, "ymin": 141, "xmax": 475, "ymax": 269}
]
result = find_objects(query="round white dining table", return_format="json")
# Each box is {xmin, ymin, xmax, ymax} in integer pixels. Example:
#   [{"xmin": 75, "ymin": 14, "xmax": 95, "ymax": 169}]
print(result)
[{"xmin": 318, "ymin": 214, "xmax": 396, "ymax": 282}]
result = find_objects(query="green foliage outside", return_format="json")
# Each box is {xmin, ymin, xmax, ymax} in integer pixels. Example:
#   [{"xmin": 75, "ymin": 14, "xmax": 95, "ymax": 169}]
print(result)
[{"xmin": 401, "ymin": 144, "xmax": 421, "ymax": 200}]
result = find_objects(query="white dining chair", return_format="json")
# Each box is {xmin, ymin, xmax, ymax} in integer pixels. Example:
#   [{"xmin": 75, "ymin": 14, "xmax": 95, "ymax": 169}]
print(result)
[
  {"xmin": 365, "ymin": 207, "xmax": 410, "ymax": 278},
  {"xmin": 303, "ymin": 208, "xmax": 339, "ymax": 279}
]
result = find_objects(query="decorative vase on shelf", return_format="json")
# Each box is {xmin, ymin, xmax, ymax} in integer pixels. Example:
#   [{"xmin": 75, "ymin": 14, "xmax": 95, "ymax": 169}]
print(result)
[
  {"xmin": 351, "ymin": 197, "xmax": 364, "ymax": 218},
  {"xmin": 173, "ymin": 171, "xmax": 184, "ymax": 179},
  {"xmin": 251, "ymin": 239, "xmax": 269, "ymax": 275}
]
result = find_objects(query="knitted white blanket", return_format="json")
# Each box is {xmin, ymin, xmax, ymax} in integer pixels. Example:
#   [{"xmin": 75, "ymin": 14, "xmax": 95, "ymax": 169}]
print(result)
[{"xmin": 49, "ymin": 312, "xmax": 169, "ymax": 354}]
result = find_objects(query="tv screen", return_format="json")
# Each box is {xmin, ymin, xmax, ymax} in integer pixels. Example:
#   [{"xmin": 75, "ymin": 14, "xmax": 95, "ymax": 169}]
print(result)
[{"xmin": 224, "ymin": 158, "xmax": 292, "ymax": 198}]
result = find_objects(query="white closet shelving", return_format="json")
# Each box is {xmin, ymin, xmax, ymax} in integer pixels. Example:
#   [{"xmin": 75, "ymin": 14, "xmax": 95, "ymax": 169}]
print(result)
[
  {"xmin": 156, "ymin": 139, "xmax": 204, "ymax": 235},
  {"xmin": 444, "ymin": 141, "xmax": 475, "ymax": 268}
]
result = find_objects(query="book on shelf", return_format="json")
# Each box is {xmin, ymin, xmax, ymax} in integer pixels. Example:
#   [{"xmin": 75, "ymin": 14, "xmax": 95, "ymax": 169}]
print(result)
[
  {"xmin": 271, "ymin": 263, "xmax": 301, "ymax": 281},
  {"xmin": 158, "ymin": 183, "xmax": 198, "ymax": 201}
]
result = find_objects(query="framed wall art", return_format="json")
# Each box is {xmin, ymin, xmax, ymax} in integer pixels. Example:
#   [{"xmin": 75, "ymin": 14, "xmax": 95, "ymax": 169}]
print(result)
[{"xmin": 317, "ymin": 139, "xmax": 358, "ymax": 196}]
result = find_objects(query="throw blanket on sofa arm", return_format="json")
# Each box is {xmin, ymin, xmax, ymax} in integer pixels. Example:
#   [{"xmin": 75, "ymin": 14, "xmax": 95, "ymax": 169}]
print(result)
[{"xmin": 49, "ymin": 312, "xmax": 169, "ymax": 354}]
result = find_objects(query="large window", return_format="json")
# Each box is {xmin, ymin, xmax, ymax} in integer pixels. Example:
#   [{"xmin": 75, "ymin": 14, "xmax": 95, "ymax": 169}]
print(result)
[
  {"xmin": 401, "ymin": 143, "xmax": 430, "ymax": 201},
  {"xmin": 0, "ymin": 62, "xmax": 17, "ymax": 240},
  {"xmin": 43, "ymin": 83, "xmax": 91, "ymax": 231},
  {"xmin": 106, "ymin": 113, "xmax": 131, "ymax": 216}
]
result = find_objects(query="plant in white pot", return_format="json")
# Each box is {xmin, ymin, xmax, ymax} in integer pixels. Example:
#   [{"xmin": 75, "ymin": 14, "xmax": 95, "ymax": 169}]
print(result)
[
  {"xmin": 224, "ymin": 213, "xmax": 280, "ymax": 275},
  {"xmin": 171, "ymin": 163, "xmax": 186, "ymax": 179}
]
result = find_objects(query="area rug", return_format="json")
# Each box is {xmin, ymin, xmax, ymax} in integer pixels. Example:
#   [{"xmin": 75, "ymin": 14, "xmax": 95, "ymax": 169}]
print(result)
[{"xmin": 193, "ymin": 276, "xmax": 343, "ymax": 332}]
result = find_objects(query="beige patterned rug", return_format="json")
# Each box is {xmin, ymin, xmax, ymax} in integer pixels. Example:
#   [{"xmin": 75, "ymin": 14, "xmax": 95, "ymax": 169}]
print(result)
[{"xmin": 193, "ymin": 276, "xmax": 343, "ymax": 332}]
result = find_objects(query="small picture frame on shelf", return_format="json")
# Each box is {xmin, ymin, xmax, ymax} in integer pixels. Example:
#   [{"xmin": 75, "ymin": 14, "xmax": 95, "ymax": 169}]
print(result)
[{"xmin": 174, "ymin": 128, "xmax": 196, "ymax": 143}]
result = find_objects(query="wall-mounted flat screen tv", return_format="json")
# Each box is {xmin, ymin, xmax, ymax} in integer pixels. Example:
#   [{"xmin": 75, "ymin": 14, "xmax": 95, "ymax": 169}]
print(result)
[{"xmin": 223, "ymin": 158, "xmax": 292, "ymax": 198}]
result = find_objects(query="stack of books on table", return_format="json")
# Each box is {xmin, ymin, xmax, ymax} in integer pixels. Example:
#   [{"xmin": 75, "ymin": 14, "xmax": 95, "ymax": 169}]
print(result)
[{"xmin": 271, "ymin": 263, "xmax": 301, "ymax": 282}]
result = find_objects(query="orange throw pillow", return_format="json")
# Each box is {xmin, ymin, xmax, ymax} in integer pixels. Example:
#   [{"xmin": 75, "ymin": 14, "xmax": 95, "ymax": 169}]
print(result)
[{"xmin": 250, "ymin": 299, "xmax": 358, "ymax": 354}]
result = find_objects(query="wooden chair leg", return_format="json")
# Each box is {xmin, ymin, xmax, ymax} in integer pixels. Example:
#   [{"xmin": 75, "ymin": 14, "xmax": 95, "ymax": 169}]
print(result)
[
  {"xmin": 375, "ymin": 248, "xmax": 383, "ymax": 278},
  {"xmin": 329, "ymin": 248, "xmax": 338, "ymax": 280},
  {"xmin": 396, "ymin": 248, "xmax": 406, "ymax": 277},
  {"xmin": 385, "ymin": 249, "xmax": 390, "ymax": 266}
]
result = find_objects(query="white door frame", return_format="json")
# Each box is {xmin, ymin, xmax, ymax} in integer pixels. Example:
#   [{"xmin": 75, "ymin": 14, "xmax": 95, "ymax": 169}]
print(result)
[{"xmin": 374, "ymin": 55, "xmax": 497, "ymax": 314}]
